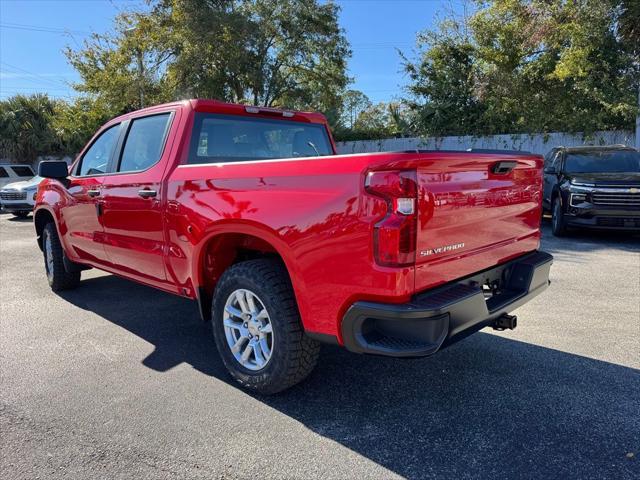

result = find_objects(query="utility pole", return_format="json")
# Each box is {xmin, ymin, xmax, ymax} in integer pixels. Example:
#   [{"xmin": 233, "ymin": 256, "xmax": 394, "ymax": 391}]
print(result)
[
  {"xmin": 136, "ymin": 47, "xmax": 144, "ymax": 109},
  {"xmin": 126, "ymin": 26, "xmax": 145, "ymax": 109}
]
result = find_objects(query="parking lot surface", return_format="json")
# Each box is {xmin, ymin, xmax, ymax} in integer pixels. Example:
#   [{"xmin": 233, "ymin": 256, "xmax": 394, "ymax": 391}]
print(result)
[{"xmin": 1, "ymin": 212, "xmax": 638, "ymax": 479}]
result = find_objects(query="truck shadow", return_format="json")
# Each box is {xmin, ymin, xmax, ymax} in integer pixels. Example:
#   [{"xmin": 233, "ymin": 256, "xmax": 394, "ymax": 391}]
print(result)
[{"xmin": 58, "ymin": 274, "xmax": 639, "ymax": 478}]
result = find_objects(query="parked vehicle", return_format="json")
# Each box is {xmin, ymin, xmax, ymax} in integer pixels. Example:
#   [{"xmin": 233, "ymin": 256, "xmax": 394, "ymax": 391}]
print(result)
[
  {"xmin": 543, "ymin": 145, "xmax": 640, "ymax": 235},
  {"xmin": 0, "ymin": 164, "xmax": 35, "ymax": 189},
  {"xmin": 0, "ymin": 175, "xmax": 44, "ymax": 218},
  {"xmin": 34, "ymin": 99, "xmax": 552, "ymax": 393}
]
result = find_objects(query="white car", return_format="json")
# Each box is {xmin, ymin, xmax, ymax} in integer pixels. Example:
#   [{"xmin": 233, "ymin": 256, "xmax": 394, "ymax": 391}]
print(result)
[
  {"xmin": 0, "ymin": 172, "xmax": 43, "ymax": 218},
  {"xmin": 0, "ymin": 164, "xmax": 35, "ymax": 189}
]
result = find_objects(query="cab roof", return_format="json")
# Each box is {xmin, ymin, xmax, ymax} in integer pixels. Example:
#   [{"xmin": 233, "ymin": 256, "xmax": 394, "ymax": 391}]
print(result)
[{"xmin": 108, "ymin": 99, "xmax": 328, "ymax": 125}]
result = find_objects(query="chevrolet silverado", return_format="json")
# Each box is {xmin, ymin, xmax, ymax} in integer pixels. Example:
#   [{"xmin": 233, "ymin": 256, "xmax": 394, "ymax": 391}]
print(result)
[{"xmin": 34, "ymin": 99, "xmax": 552, "ymax": 393}]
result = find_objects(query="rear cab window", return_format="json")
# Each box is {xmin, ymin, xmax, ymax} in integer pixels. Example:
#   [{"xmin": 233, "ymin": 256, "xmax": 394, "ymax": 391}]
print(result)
[
  {"xmin": 188, "ymin": 113, "xmax": 333, "ymax": 164},
  {"xmin": 0, "ymin": 167, "xmax": 8, "ymax": 178}
]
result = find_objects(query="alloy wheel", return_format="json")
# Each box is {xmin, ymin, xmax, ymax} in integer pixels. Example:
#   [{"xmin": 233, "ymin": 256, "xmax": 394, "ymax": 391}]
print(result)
[
  {"xmin": 222, "ymin": 289, "xmax": 274, "ymax": 371},
  {"xmin": 44, "ymin": 232, "xmax": 54, "ymax": 282}
]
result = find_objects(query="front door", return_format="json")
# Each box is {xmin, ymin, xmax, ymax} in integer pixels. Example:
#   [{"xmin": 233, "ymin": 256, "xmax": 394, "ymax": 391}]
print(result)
[
  {"xmin": 61, "ymin": 123, "xmax": 121, "ymax": 264},
  {"xmin": 100, "ymin": 112, "xmax": 175, "ymax": 285}
]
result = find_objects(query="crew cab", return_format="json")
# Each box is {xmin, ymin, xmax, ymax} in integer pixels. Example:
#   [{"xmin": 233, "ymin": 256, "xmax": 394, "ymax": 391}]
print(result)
[
  {"xmin": 34, "ymin": 99, "xmax": 552, "ymax": 393},
  {"xmin": 543, "ymin": 145, "xmax": 640, "ymax": 235}
]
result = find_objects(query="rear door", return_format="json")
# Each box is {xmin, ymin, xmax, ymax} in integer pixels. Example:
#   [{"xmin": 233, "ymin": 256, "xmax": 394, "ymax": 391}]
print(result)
[
  {"xmin": 62, "ymin": 123, "xmax": 121, "ymax": 263},
  {"xmin": 100, "ymin": 111, "xmax": 176, "ymax": 285}
]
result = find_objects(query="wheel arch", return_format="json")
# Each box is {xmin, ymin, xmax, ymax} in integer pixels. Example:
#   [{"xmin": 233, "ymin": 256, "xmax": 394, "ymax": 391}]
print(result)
[
  {"xmin": 34, "ymin": 207, "xmax": 57, "ymax": 251},
  {"xmin": 192, "ymin": 223, "xmax": 301, "ymax": 323}
]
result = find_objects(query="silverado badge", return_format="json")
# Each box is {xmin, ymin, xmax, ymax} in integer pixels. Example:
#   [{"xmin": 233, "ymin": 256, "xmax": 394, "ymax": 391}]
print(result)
[{"xmin": 420, "ymin": 242, "xmax": 466, "ymax": 257}]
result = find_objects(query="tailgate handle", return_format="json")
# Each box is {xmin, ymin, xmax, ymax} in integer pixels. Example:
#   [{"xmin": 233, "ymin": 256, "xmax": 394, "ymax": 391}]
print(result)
[{"xmin": 491, "ymin": 161, "xmax": 517, "ymax": 175}]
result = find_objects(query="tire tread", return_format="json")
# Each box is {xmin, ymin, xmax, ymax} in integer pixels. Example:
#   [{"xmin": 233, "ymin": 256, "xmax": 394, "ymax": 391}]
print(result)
[
  {"xmin": 211, "ymin": 258, "xmax": 320, "ymax": 394},
  {"xmin": 43, "ymin": 223, "xmax": 80, "ymax": 291}
]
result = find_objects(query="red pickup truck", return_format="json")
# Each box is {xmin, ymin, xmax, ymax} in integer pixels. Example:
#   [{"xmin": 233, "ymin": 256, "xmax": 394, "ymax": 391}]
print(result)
[{"xmin": 35, "ymin": 99, "xmax": 552, "ymax": 393}]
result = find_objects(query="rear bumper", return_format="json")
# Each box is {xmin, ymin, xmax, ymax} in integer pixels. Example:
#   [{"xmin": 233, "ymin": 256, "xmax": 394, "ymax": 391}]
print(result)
[{"xmin": 341, "ymin": 250, "xmax": 553, "ymax": 357}]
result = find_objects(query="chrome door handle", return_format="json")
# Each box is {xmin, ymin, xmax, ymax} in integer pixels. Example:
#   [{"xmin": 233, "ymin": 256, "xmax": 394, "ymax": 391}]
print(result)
[
  {"xmin": 87, "ymin": 189, "xmax": 101, "ymax": 197},
  {"xmin": 138, "ymin": 189, "xmax": 157, "ymax": 198}
]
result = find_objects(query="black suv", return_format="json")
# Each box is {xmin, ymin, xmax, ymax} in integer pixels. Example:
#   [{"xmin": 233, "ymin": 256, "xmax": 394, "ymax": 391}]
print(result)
[{"xmin": 543, "ymin": 145, "xmax": 640, "ymax": 236}]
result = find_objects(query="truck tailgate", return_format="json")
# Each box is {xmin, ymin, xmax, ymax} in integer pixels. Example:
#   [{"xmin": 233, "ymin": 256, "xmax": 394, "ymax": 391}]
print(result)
[{"xmin": 413, "ymin": 152, "xmax": 543, "ymax": 292}]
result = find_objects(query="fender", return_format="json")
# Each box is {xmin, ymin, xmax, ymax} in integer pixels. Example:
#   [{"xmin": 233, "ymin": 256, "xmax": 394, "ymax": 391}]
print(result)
[
  {"xmin": 34, "ymin": 183, "xmax": 77, "ymax": 257},
  {"xmin": 191, "ymin": 219, "xmax": 310, "ymax": 324},
  {"xmin": 33, "ymin": 204, "xmax": 60, "ymax": 249}
]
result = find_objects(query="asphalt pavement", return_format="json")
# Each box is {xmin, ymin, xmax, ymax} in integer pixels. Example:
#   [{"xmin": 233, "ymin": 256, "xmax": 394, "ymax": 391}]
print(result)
[{"xmin": 1, "ymin": 212, "xmax": 638, "ymax": 479}]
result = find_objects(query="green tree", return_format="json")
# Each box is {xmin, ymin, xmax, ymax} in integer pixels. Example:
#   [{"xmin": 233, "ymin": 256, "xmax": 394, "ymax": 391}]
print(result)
[
  {"xmin": 65, "ymin": 11, "xmax": 173, "ymax": 114},
  {"xmin": 333, "ymin": 100, "xmax": 414, "ymax": 141},
  {"xmin": 0, "ymin": 94, "xmax": 61, "ymax": 162},
  {"xmin": 51, "ymin": 96, "xmax": 113, "ymax": 155},
  {"xmin": 404, "ymin": 0, "xmax": 639, "ymax": 136},
  {"xmin": 65, "ymin": 0, "xmax": 351, "ymax": 123},
  {"xmin": 342, "ymin": 90, "xmax": 372, "ymax": 129},
  {"xmin": 403, "ymin": 18, "xmax": 484, "ymax": 136}
]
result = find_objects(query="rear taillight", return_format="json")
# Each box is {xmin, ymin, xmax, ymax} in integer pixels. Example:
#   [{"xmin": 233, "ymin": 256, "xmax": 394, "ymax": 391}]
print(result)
[{"xmin": 365, "ymin": 170, "xmax": 418, "ymax": 267}]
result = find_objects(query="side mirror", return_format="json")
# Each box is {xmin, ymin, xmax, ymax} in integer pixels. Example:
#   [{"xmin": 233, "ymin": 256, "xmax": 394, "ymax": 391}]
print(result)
[
  {"xmin": 39, "ymin": 161, "xmax": 69, "ymax": 179},
  {"xmin": 543, "ymin": 167, "xmax": 557, "ymax": 175}
]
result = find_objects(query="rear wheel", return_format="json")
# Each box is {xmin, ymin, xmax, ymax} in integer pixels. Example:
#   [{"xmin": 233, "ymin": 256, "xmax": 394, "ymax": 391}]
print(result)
[
  {"xmin": 551, "ymin": 197, "xmax": 567, "ymax": 237},
  {"xmin": 42, "ymin": 223, "xmax": 81, "ymax": 291},
  {"xmin": 211, "ymin": 259, "xmax": 320, "ymax": 394}
]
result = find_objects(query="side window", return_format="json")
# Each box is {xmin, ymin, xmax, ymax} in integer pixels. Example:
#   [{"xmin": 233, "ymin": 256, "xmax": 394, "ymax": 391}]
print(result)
[
  {"xmin": 10, "ymin": 166, "xmax": 34, "ymax": 177},
  {"xmin": 118, "ymin": 113, "xmax": 171, "ymax": 173},
  {"xmin": 77, "ymin": 124, "xmax": 120, "ymax": 177},
  {"xmin": 551, "ymin": 152, "xmax": 562, "ymax": 171},
  {"xmin": 0, "ymin": 167, "xmax": 8, "ymax": 178}
]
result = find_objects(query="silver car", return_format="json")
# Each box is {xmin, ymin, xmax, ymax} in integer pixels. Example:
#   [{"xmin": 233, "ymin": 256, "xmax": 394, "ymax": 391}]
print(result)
[{"xmin": 0, "ymin": 173, "xmax": 43, "ymax": 218}]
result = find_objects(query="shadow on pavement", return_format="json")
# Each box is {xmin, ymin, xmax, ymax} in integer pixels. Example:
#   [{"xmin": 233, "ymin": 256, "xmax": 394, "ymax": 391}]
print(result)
[
  {"xmin": 0, "ymin": 211, "xmax": 33, "ymax": 222},
  {"xmin": 540, "ymin": 220, "xmax": 640, "ymax": 256},
  {"xmin": 59, "ymin": 274, "xmax": 639, "ymax": 479}
]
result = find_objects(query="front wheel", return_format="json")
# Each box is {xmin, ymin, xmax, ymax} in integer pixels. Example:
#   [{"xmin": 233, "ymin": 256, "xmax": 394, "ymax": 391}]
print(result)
[
  {"xmin": 551, "ymin": 198, "xmax": 568, "ymax": 237},
  {"xmin": 211, "ymin": 259, "xmax": 320, "ymax": 394},
  {"xmin": 12, "ymin": 211, "xmax": 30, "ymax": 219},
  {"xmin": 42, "ymin": 223, "xmax": 81, "ymax": 291}
]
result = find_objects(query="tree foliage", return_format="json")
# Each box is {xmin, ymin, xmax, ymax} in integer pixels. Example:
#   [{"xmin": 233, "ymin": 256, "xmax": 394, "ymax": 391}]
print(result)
[
  {"xmin": 0, "ymin": 94, "xmax": 112, "ymax": 161},
  {"xmin": 65, "ymin": 0, "xmax": 350, "ymax": 121},
  {"xmin": 0, "ymin": 94, "xmax": 61, "ymax": 162},
  {"xmin": 404, "ymin": 0, "xmax": 639, "ymax": 136},
  {"xmin": 333, "ymin": 98, "xmax": 415, "ymax": 141}
]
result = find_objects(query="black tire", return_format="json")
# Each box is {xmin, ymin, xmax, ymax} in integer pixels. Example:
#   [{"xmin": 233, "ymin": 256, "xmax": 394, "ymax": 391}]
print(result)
[
  {"xmin": 211, "ymin": 258, "xmax": 320, "ymax": 394},
  {"xmin": 12, "ymin": 211, "xmax": 30, "ymax": 219},
  {"xmin": 551, "ymin": 197, "xmax": 567, "ymax": 237},
  {"xmin": 42, "ymin": 223, "xmax": 81, "ymax": 291}
]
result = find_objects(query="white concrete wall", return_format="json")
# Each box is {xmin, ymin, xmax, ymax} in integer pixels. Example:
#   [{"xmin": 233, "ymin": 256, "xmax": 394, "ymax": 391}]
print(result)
[{"xmin": 336, "ymin": 130, "xmax": 636, "ymax": 155}]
